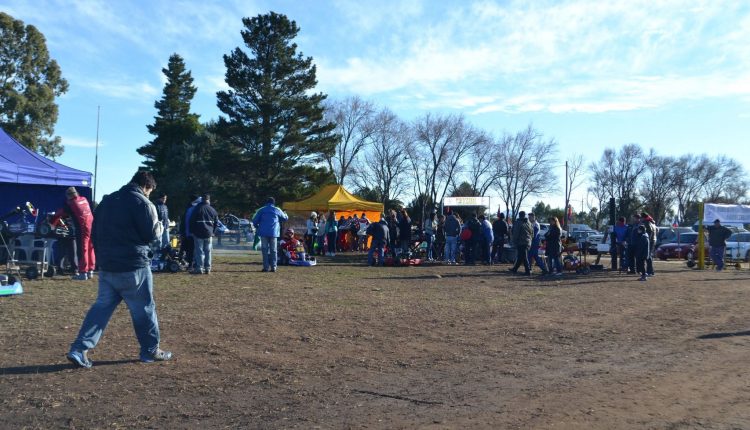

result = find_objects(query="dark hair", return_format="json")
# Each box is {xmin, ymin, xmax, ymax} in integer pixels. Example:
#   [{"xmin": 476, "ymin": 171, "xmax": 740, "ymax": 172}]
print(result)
[
  {"xmin": 202, "ymin": 193, "xmax": 211, "ymax": 202},
  {"xmin": 266, "ymin": 197, "xmax": 275, "ymax": 205},
  {"xmin": 130, "ymin": 170, "xmax": 156, "ymax": 189},
  {"xmin": 618, "ymin": 217, "xmax": 626, "ymax": 222},
  {"xmin": 159, "ymin": 193, "xmax": 167, "ymax": 198}
]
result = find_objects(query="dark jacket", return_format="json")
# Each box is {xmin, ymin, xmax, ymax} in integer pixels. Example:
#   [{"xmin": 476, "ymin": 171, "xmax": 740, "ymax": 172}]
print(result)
[
  {"xmin": 398, "ymin": 213, "xmax": 411, "ymax": 241},
  {"xmin": 492, "ymin": 219, "xmax": 509, "ymax": 243},
  {"xmin": 634, "ymin": 232, "xmax": 651, "ymax": 259},
  {"xmin": 156, "ymin": 201, "xmax": 169, "ymax": 224},
  {"xmin": 366, "ymin": 220, "xmax": 390, "ymax": 244},
  {"xmin": 92, "ymin": 183, "xmax": 160, "ymax": 272},
  {"xmin": 545, "ymin": 225, "xmax": 562, "ymax": 257},
  {"xmin": 387, "ymin": 217, "xmax": 399, "ymax": 242},
  {"xmin": 511, "ymin": 217, "xmax": 533, "ymax": 248},
  {"xmin": 444, "ymin": 214, "xmax": 460, "ymax": 237},
  {"xmin": 707, "ymin": 225, "xmax": 733, "ymax": 247},
  {"xmin": 189, "ymin": 201, "xmax": 219, "ymax": 239},
  {"xmin": 466, "ymin": 216, "xmax": 481, "ymax": 242}
]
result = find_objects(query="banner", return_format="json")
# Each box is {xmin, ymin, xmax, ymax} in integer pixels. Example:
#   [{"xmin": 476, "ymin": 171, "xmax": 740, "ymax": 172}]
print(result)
[
  {"xmin": 702, "ymin": 204, "xmax": 750, "ymax": 223},
  {"xmin": 443, "ymin": 196, "xmax": 490, "ymax": 207}
]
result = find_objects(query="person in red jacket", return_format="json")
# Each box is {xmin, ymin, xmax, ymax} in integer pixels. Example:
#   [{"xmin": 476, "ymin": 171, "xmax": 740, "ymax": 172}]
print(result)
[{"xmin": 52, "ymin": 187, "xmax": 95, "ymax": 280}]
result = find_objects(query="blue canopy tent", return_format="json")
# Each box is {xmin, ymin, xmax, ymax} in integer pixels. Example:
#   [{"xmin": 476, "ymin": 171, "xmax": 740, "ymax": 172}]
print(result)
[{"xmin": 0, "ymin": 126, "xmax": 92, "ymax": 220}]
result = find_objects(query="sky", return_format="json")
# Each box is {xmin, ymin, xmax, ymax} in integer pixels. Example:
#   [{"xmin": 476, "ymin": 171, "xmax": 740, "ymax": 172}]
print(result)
[{"xmin": 3, "ymin": 0, "xmax": 750, "ymax": 213}]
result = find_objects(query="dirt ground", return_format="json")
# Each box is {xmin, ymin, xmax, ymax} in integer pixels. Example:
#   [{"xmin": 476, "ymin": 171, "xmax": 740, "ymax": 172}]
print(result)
[{"xmin": 1, "ymin": 253, "xmax": 750, "ymax": 429}]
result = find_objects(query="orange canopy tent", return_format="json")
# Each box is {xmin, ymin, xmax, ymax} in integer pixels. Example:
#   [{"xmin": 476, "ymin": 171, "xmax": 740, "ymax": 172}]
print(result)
[{"xmin": 282, "ymin": 184, "xmax": 384, "ymax": 222}]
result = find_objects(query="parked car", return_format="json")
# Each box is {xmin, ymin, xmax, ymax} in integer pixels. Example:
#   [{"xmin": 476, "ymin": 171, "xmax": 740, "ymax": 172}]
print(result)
[
  {"xmin": 585, "ymin": 233, "xmax": 611, "ymax": 254},
  {"xmin": 725, "ymin": 232, "xmax": 750, "ymax": 262},
  {"xmin": 655, "ymin": 227, "xmax": 694, "ymax": 248},
  {"xmin": 655, "ymin": 232, "xmax": 707, "ymax": 260}
]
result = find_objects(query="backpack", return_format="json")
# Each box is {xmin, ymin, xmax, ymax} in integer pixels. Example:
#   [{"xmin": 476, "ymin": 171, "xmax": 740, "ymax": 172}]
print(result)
[{"xmin": 460, "ymin": 228, "xmax": 472, "ymax": 241}]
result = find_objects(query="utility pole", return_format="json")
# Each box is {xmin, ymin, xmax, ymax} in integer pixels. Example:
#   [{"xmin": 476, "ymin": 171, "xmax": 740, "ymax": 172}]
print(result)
[{"xmin": 563, "ymin": 160, "xmax": 569, "ymax": 231}]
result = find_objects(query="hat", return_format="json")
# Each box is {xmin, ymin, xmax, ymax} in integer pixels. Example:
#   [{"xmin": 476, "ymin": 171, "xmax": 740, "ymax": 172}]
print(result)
[
  {"xmin": 266, "ymin": 197, "xmax": 275, "ymax": 205},
  {"xmin": 310, "ymin": 211, "xmax": 317, "ymax": 218},
  {"xmin": 714, "ymin": 218, "xmax": 721, "ymax": 223}
]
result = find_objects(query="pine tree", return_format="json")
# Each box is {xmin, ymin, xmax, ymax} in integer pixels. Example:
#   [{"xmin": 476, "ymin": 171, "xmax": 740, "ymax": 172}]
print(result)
[
  {"xmin": 0, "ymin": 12, "xmax": 68, "ymax": 157},
  {"xmin": 138, "ymin": 53, "xmax": 201, "ymax": 181},
  {"xmin": 214, "ymin": 12, "xmax": 337, "ymax": 209}
]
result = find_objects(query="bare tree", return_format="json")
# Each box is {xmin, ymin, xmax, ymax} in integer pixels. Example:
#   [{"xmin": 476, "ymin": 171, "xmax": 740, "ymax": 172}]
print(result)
[
  {"xmin": 586, "ymin": 180, "xmax": 610, "ymax": 230},
  {"xmin": 351, "ymin": 108, "xmax": 412, "ymax": 209},
  {"xmin": 563, "ymin": 154, "xmax": 585, "ymax": 227},
  {"xmin": 465, "ymin": 136, "xmax": 501, "ymax": 196},
  {"xmin": 589, "ymin": 143, "xmax": 646, "ymax": 217},
  {"xmin": 639, "ymin": 151, "xmax": 677, "ymax": 225},
  {"xmin": 324, "ymin": 96, "xmax": 375, "ymax": 185},
  {"xmin": 672, "ymin": 154, "xmax": 715, "ymax": 222},
  {"xmin": 494, "ymin": 124, "xmax": 558, "ymax": 219},
  {"xmin": 703, "ymin": 155, "xmax": 749, "ymax": 203},
  {"xmin": 410, "ymin": 113, "xmax": 485, "ymax": 217}
]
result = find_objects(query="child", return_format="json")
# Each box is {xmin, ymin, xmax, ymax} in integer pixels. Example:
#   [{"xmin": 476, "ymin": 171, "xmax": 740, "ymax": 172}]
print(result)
[
  {"xmin": 634, "ymin": 225, "xmax": 650, "ymax": 281},
  {"xmin": 279, "ymin": 228, "xmax": 301, "ymax": 265}
]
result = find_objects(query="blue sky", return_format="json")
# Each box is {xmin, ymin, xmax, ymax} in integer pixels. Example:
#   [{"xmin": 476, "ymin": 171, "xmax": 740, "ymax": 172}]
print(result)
[{"xmin": 4, "ymin": 0, "xmax": 750, "ymax": 211}]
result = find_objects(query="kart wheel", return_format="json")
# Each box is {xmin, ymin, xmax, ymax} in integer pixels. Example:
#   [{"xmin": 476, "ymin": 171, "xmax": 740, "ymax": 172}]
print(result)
[
  {"xmin": 25, "ymin": 266, "xmax": 39, "ymax": 280},
  {"xmin": 686, "ymin": 260, "xmax": 696, "ymax": 268},
  {"xmin": 168, "ymin": 261, "xmax": 181, "ymax": 273},
  {"xmin": 45, "ymin": 265, "xmax": 57, "ymax": 277},
  {"xmin": 735, "ymin": 262, "xmax": 742, "ymax": 270}
]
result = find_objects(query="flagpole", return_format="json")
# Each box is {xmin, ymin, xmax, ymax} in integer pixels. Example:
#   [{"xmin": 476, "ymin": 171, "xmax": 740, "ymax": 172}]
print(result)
[{"xmin": 93, "ymin": 106, "xmax": 100, "ymax": 203}]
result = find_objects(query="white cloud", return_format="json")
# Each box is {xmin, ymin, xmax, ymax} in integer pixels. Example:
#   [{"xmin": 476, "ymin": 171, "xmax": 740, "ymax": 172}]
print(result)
[
  {"xmin": 84, "ymin": 80, "xmax": 160, "ymax": 100},
  {"xmin": 62, "ymin": 136, "xmax": 104, "ymax": 148},
  {"xmin": 318, "ymin": 0, "xmax": 750, "ymax": 113}
]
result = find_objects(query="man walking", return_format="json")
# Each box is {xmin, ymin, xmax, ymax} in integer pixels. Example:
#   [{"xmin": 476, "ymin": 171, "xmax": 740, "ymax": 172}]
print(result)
[
  {"xmin": 706, "ymin": 218, "xmax": 733, "ymax": 271},
  {"xmin": 624, "ymin": 213, "xmax": 642, "ymax": 274},
  {"xmin": 252, "ymin": 197, "xmax": 288, "ymax": 272},
  {"xmin": 527, "ymin": 213, "xmax": 548, "ymax": 274},
  {"xmin": 67, "ymin": 171, "xmax": 172, "ymax": 368},
  {"xmin": 366, "ymin": 214, "xmax": 390, "ymax": 266},
  {"xmin": 51, "ymin": 187, "xmax": 95, "ymax": 280},
  {"xmin": 189, "ymin": 194, "xmax": 219, "ymax": 274},
  {"xmin": 509, "ymin": 211, "xmax": 533, "ymax": 275}
]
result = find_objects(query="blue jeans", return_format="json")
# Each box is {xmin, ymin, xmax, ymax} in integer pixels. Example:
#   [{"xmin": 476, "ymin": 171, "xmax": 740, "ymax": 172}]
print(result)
[
  {"xmin": 260, "ymin": 237, "xmax": 278, "ymax": 270},
  {"xmin": 445, "ymin": 236, "xmax": 457, "ymax": 262},
  {"xmin": 528, "ymin": 246, "xmax": 547, "ymax": 271},
  {"xmin": 193, "ymin": 236, "xmax": 213, "ymax": 272},
  {"xmin": 70, "ymin": 267, "xmax": 160, "ymax": 356},
  {"xmin": 548, "ymin": 255, "xmax": 563, "ymax": 273},
  {"xmin": 368, "ymin": 240, "xmax": 385, "ymax": 266},
  {"xmin": 425, "ymin": 234, "xmax": 434, "ymax": 259},
  {"xmin": 710, "ymin": 246, "xmax": 725, "ymax": 270},
  {"xmin": 160, "ymin": 225, "xmax": 170, "ymax": 249}
]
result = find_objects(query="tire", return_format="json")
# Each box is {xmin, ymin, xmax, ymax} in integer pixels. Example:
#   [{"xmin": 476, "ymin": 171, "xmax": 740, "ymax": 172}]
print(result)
[
  {"xmin": 687, "ymin": 260, "xmax": 696, "ymax": 268},
  {"xmin": 745, "ymin": 250, "xmax": 750, "ymax": 263},
  {"xmin": 45, "ymin": 265, "xmax": 57, "ymax": 277},
  {"xmin": 25, "ymin": 266, "xmax": 39, "ymax": 280},
  {"xmin": 686, "ymin": 251, "xmax": 694, "ymax": 261},
  {"xmin": 168, "ymin": 261, "xmax": 181, "ymax": 273}
]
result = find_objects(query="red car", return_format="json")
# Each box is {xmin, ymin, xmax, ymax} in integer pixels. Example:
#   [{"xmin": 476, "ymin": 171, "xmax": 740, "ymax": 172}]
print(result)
[{"xmin": 655, "ymin": 232, "xmax": 707, "ymax": 260}]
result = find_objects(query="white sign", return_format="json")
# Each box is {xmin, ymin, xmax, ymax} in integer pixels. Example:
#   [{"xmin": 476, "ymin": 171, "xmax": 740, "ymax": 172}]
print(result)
[
  {"xmin": 703, "ymin": 204, "xmax": 750, "ymax": 223},
  {"xmin": 443, "ymin": 196, "xmax": 490, "ymax": 207}
]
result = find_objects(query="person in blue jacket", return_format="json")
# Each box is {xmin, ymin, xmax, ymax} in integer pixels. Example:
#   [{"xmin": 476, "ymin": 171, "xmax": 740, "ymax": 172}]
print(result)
[
  {"xmin": 252, "ymin": 197, "xmax": 289, "ymax": 272},
  {"xmin": 633, "ymin": 225, "xmax": 651, "ymax": 281}
]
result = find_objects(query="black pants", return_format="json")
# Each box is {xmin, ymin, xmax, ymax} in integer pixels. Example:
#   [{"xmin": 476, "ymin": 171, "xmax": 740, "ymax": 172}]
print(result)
[
  {"xmin": 181, "ymin": 236, "xmax": 195, "ymax": 266},
  {"xmin": 625, "ymin": 246, "xmax": 635, "ymax": 273},
  {"xmin": 636, "ymin": 256, "xmax": 646, "ymax": 275},
  {"xmin": 464, "ymin": 240, "xmax": 477, "ymax": 264},
  {"xmin": 491, "ymin": 238, "xmax": 505, "ymax": 263},
  {"xmin": 512, "ymin": 245, "xmax": 531, "ymax": 273}
]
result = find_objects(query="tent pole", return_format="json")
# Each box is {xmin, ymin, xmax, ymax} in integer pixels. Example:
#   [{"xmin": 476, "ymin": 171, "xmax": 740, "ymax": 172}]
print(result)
[
  {"xmin": 698, "ymin": 201, "xmax": 705, "ymax": 270},
  {"xmin": 93, "ymin": 105, "xmax": 100, "ymax": 203}
]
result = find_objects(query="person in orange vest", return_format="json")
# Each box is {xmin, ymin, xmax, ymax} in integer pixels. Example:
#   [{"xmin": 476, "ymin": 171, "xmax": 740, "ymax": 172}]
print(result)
[{"xmin": 52, "ymin": 187, "xmax": 95, "ymax": 280}]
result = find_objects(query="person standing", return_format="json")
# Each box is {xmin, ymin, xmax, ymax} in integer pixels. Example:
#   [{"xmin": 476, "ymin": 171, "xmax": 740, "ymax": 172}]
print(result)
[
  {"xmin": 509, "ymin": 211, "xmax": 533, "ymax": 275},
  {"xmin": 706, "ymin": 218, "xmax": 733, "ymax": 271},
  {"xmin": 189, "ymin": 194, "xmax": 219, "ymax": 274},
  {"xmin": 66, "ymin": 171, "xmax": 171, "ymax": 368},
  {"xmin": 315, "ymin": 214, "xmax": 326, "ymax": 256},
  {"xmin": 155, "ymin": 193, "xmax": 170, "ymax": 249},
  {"xmin": 324, "ymin": 211, "xmax": 338, "ymax": 257},
  {"xmin": 479, "ymin": 214, "xmax": 494, "ymax": 265},
  {"xmin": 179, "ymin": 195, "xmax": 200, "ymax": 269},
  {"xmin": 305, "ymin": 212, "xmax": 318, "ymax": 255},
  {"xmin": 491, "ymin": 213, "xmax": 509, "ymax": 264},
  {"xmin": 434, "ymin": 214, "xmax": 446, "ymax": 262},
  {"xmin": 366, "ymin": 214, "xmax": 390, "ymax": 266},
  {"xmin": 252, "ymin": 197, "xmax": 289, "ymax": 272},
  {"xmin": 640, "ymin": 212, "xmax": 658, "ymax": 276},
  {"xmin": 423, "ymin": 211, "xmax": 437, "ymax": 261},
  {"xmin": 634, "ymin": 225, "xmax": 651, "ymax": 281},
  {"xmin": 612, "ymin": 217, "xmax": 628, "ymax": 272},
  {"xmin": 358, "ymin": 213, "xmax": 370, "ymax": 252},
  {"xmin": 387, "ymin": 210, "xmax": 400, "ymax": 252},
  {"xmin": 545, "ymin": 217, "xmax": 564, "ymax": 275},
  {"xmin": 624, "ymin": 213, "xmax": 642, "ymax": 274},
  {"xmin": 398, "ymin": 208, "xmax": 412, "ymax": 254},
  {"xmin": 444, "ymin": 211, "xmax": 460, "ymax": 264},
  {"xmin": 51, "ymin": 187, "xmax": 95, "ymax": 280},
  {"xmin": 527, "ymin": 213, "xmax": 548, "ymax": 274},
  {"xmin": 464, "ymin": 213, "xmax": 481, "ymax": 265}
]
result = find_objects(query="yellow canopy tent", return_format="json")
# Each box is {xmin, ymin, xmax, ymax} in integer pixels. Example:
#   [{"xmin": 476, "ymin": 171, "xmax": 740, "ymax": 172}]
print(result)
[{"xmin": 282, "ymin": 184, "xmax": 384, "ymax": 222}]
